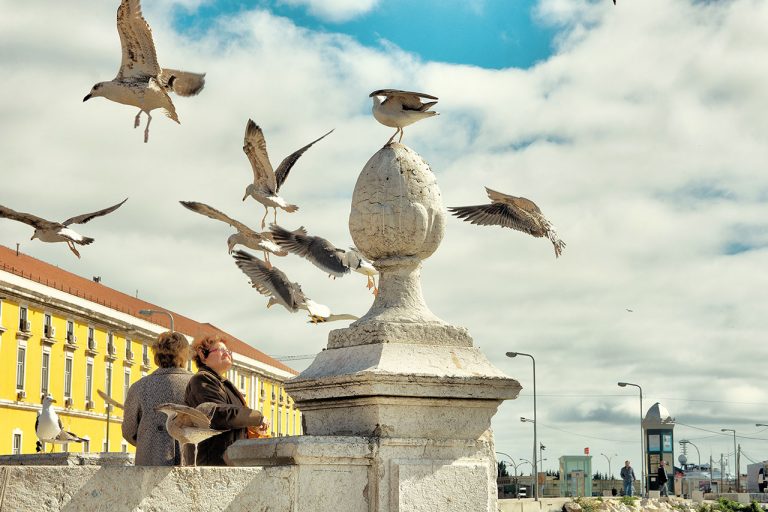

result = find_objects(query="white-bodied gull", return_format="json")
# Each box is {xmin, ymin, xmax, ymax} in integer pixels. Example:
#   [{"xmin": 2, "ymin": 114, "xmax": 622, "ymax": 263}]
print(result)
[
  {"xmin": 0, "ymin": 198, "xmax": 128, "ymax": 258},
  {"xmin": 35, "ymin": 395, "xmax": 86, "ymax": 453},
  {"xmin": 155, "ymin": 402, "xmax": 223, "ymax": 467},
  {"xmin": 241, "ymin": 119, "xmax": 333, "ymax": 228},
  {"xmin": 269, "ymin": 224, "xmax": 378, "ymax": 294},
  {"xmin": 180, "ymin": 201, "xmax": 287, "ymax": 263},
  {"xmin": 83, "ymin": 0, "xmax": 205, "ymax": 143},
  {"xmin": 369, "ymin": 89, "xmax": 438, "ymax": 145},
  {"xmin": 448, "ymin": 187, "xmax": 566, "ymax": 258},
  {"xmin": 232, "ymin": 250, "xmax": 357, "ymax": 323}
]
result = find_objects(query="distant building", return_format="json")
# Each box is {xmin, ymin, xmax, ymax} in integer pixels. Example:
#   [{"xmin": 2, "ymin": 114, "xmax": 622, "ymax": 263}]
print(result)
[{"xmin": 0, "ymin": 245, "xmax": 300, "ymax": 455}]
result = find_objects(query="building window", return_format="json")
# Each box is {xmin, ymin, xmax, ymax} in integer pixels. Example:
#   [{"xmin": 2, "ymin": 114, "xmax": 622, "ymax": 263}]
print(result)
[
  {"xmin": 66, "ymin": 321, "xmax": 75, "ymax": 343},
  {"xmin": 12, "ymin": 433, "xmax": 22, "ymax": 455},
  {"xmin": 105, "ymin": 363, "xmax": 112, "ymax": 397},
  {"xmin": 16, "ymin": 344, "xmax": 26, "ymax": 390},
  {"xmin": 124, "ymin": 370, "xmax": 131, "ymax": 400},
  {"xmin": 107, "ymin": 332, "xmax": 114, "ymax": 355},
  {"xmin": 41, "ymin": 351, "xmax": 50, "ymax": 395},
  {"xmin": 64, "ymin": 356, "xmax": 73, "ymax": 398},
  {"xmin": 125, "ymin": 339, "xmax": 132, "ymax": 360},
  {"xmin": 19, "ymin": 306, "xmax": 29, "ymax": 332},
  {"xmin": 85, "ymin": 361, "xmax": 93, "ymax": 402},
  {"xmin": 273, "ymin": 401, "xmax": 278, "ymax": 435},
  {"xmin": 142, "ymin": 344, "xmax": 149, "ymax": 364},
  {"xmin": 87, "ymin": 327, "xmax": 95, "ymax": 350},
  {"xmin": 240, "ymin": 374, "xmax": 246, "ymax": 392},
  {"xmin": 82, "ymin": 439, "xmax": 90, "ymax": 453},
  {"xmin": 121, "ymin": 443, "xmax": 128, "ymax": 453},
  {"xmin": 44, "ymin": 313, "xmax": 52, "ymax": 337}
]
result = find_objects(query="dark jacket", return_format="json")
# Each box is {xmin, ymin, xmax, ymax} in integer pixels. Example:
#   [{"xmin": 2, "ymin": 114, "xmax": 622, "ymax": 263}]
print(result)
[
  {"xmin": 185, "ymin": 364, "xmax": 260, "ymax": 466},
  {"xmin": 657, "ymin": 465, "xmax": 668, "ymax": 483},
  {"xmin": 620, "ymin": 465, "xmax": 635, "ymax": 482}
]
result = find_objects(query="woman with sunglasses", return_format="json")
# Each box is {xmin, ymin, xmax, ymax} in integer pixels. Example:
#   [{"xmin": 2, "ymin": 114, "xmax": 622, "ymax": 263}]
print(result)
[{"xmin": 185, "ymin": 334, "xmax": 269, "ymax": 465}]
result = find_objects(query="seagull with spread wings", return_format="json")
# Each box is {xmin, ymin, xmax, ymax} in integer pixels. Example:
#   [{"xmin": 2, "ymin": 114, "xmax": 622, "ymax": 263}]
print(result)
[
  {"xmin": 35, "ymin": 395, "xmax": 86, "ymax": 453},
  {"xmin": 269, "ymin": 224, "xmax": 378, "ymax": 294},
  {"xmin": 369, "ymin": 89, "xmax": 439, "ymax": 145},
  {"xmin": 241, "ymin": 120, "xmax": 333, "ymax": 228},
  {"xmin": 448, "ymin": 187, "xmax": 566, "ymax": 258},
  {"xmin": 232, "ymin": 250, "xmax": 357, "ymax": 323},
  {"xmin": 83, "ymin": 0, "xmax": 205, "ymax": 142},
  {"xmin": 179, "ymin": 201, "xmax": 287, "ymax": 264},
  {"xmin": 0, "ymin": 198, "xmax": 128, "ymax": 258},
  {"xmin": 155, "ymin": 402, "xmax": 223, "ymax": 467}
]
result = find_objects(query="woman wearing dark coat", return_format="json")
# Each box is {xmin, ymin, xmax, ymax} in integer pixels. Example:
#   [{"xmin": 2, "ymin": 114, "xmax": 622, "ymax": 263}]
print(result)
[
  {"xmin": 185, "ymin": 335, "xmax": 269, "ymax": 466},
  {"xmin": 122, "ymin": 331, "xmax": 194, "ymax": 466}
]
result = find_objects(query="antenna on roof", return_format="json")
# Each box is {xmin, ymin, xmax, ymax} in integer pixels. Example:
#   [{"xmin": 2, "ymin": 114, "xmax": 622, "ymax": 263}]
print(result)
[{"xmin": 16, "ymin": 243, "xmax": 20, "ymax": 256}]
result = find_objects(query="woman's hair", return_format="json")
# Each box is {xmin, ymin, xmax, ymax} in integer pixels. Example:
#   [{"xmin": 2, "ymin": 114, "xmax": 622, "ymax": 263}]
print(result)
[
  {"xmin": 191, "ymin": 335, "xmax": 228, "ymax": 368},
  {"xmin": 152, "ymin": 331, "xmax": 190, "ymax": 368}
]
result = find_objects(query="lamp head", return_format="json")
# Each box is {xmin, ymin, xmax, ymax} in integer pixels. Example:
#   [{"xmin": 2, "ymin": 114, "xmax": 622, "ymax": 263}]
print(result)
[
  {"xmin": 139, "ymin": 309, "xmax": 153, "ymax": 316},
  {"xmin": 617, "ymin": 382, "xmax": 627, "ymax": 387},
  {"xmin": 506, "ymin": 352, "xmax": 518, "ymax": 358}
]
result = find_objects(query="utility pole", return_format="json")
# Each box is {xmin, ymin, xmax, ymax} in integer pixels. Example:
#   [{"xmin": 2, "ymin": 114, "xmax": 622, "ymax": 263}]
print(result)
[
  {"xmin": 720, "ymin": 453, "xmax": 724, "ymax": 493},
  {"xmin": 709, "ymin": 455, "xmax": 713, "ymax": 492}
]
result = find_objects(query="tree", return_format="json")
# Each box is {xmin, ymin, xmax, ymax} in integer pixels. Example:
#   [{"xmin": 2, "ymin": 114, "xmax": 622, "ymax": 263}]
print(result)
[{"xmin": 498, "ymin": 461, "xmax": 509, "ymax": 477}]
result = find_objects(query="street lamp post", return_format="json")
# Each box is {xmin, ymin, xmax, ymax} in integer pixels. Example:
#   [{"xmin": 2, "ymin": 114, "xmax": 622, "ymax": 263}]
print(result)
[
  {"xmin": 601, "ymin": 452, "xmax": 617, "ymax": 481},
  {"xmin": 507, "ymin": 351, "xmax": 538, "ymax": 501},
  {"xmin": 496, "ymin": 452, "xmax": 528, "ymax": 499},
  {"xmin": 721, "ymin": 428, "xmax": 738, "ymax": 492},
  {"xmin": 679, "ymin": 440, "xmax": 701, "ymax": 469},
  {"xmin": 618, "ymin": 381, "xmax": 644, "ymax": 497},
  {"xmin": 138, "ymin": 309, "xmax": 175, "ymax": 332},
  {"xmin": 521, "ymin": 416, "xmax": 537, "ymax": 500}
]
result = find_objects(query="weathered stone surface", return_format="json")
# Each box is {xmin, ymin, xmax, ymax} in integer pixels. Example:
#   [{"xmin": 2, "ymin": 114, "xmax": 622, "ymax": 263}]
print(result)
[
  {"xmin": 0, "ymin": 465, "xmax": 293, "ymax": 511},
  {"xmin": 0, "ymin": 452, "xmax": 134, "ymax": 466}
]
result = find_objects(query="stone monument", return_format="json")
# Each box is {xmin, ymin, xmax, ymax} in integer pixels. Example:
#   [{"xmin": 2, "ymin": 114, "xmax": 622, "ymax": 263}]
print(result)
[{"xmin": 227, "ymin": 143, "xmax": 521, "ymax": 511}]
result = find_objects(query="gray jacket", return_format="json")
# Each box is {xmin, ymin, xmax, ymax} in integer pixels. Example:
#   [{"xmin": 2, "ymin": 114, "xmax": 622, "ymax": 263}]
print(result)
[{"xmin": 122, "ymin": 367, "xmax": 193, "ymax": 466}]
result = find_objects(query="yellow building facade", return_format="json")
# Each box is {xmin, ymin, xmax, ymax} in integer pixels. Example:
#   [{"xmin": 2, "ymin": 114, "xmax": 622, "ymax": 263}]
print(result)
[{"xmin": 0, "ymin": 246, "xmax": 301, "ymax": 456}]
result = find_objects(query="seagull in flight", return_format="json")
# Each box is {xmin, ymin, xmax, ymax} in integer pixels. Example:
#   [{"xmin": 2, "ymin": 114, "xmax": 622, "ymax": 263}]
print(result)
[
  {"xmin": 369, "ymin": 89, "xmax": 439, "ymax": 145},
  {"xmin": 269, "ymin": 224, "xmax": 378, "ymax": 294},
  {"xmin": 35, "ymin": 395, "xmax": 86, "ymax": 453},
  {"xmin": 0, "ymin": 198, "xmax": 128, "ymax": 258},
  {"xmin": 232, "ymin": 250, "xmax": 357, "ymax": 323},
  {"xmin": 179, "ymin": 201, "xmax": 287, "ymax": 264},
  {"xmin": 241, "ymin": 120, "xmax": 333, "ymax": 228},
  {"xmin": 448, "ymin": 187, "xmax": 566, "ymax": 258},
  {"xmin": 155, "ymin": 402, "xmax": 224, "ymax": 467},
  {"xmin": 83, "ymin": 0, "xmax": 205, "ymax": 142}
]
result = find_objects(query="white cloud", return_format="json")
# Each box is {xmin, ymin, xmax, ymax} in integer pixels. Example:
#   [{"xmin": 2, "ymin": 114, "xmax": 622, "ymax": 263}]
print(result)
[
  {"xmin": 0, "ymin": 0, "xmax": 766, "ymax": 473},
  {"xmin": 278, "ymin": 0, "xmax": 380, "ymax": 22}
]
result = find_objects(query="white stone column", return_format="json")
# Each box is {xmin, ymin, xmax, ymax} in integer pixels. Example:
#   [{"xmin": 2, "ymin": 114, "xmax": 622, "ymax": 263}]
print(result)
[{"xmin": 227, "ymin": 143, "xmax": 521, "ymax": 512}]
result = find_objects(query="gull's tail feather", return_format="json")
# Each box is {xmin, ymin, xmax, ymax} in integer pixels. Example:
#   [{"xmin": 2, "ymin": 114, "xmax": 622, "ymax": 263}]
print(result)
[
  {"xmin": 282, "ymin": 204, "xmax": 299, "ymax": 213},
  {"xmin": 547, "ymin": 229, "xmax": 566, "ymax": 258},
  {"xmin": 78, "ymin": 237, "xmax": 95, "ymax": 246}
]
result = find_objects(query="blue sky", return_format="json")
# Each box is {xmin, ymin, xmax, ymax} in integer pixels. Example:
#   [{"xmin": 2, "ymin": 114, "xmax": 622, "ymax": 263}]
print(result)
[{"xmin": 172, "ymin": 0, "xmax": 557, "ymax": 69}]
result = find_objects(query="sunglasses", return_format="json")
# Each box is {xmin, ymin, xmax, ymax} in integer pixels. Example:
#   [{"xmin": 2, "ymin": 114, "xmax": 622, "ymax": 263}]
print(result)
[{"xmin": 206, "ymin": 347, "xmax": 232, "ymax": 357}]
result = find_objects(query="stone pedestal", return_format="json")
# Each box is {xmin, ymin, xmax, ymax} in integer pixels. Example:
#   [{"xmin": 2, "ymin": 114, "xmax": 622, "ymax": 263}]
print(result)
[{"xmin": 227, "ymin": 143, "xmax": 521, "ymax": 511}]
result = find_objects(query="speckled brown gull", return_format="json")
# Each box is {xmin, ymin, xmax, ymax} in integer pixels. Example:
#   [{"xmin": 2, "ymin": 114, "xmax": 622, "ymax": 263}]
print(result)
[
  {"xmin": 83, "ymin": 0, "xmax": 205, "ymax": 142},
  {"xmin": 448, "ymin": 187, "xmax": 566, "ymax": 258}
]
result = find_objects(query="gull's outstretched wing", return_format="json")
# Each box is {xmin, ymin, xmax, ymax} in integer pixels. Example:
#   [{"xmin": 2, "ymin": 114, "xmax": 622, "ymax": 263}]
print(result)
[
  {"xmin": 243, "ymin": 120, "xmax": 277, "ymax": 194},
  {"xmin": 97, "ymin": 389, "xmax": 124, "ymax": 410},
  {"xmin": 448, "ymin": 203, "xmax": 535, "ymax": 235},
  {"xmin": 0, "ymin": 205, "xmax": 58, "ymax": 230},
  {"xmin": 62, "ymin": 198, "xmax": 128, "ymax": 226},
  {"xmin": 180, "ymin": 201, "xmax": 262, "ymax": 238},
  {"xmin": 158, "ymin": 69, "xmax": 206, "ymax": 96},
  {"xmin": 232, "ymin": 250, "xmax": 305, "ymax": 312},
  {"xmin": 156, "ymin": 403, "xmax": 212, "ymax": 429},
  {"xmin": 274, "ymin": 129, "xmax": 334, "ymax": 192},
  {"xmin": 485, "ymin": 187, "xmax": 543, "ymax": 215},
  {"xmin": 115, "ymin": 0, "xmax": 160, "ymax": 79},
  {"xmin": 270, "ymin": 224, "xmax": 349, "ymax": 277}
]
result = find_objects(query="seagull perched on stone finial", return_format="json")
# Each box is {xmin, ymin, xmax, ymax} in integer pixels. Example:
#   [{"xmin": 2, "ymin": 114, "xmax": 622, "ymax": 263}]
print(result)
[
  {"xmin": 369, "ymin": 89, "xmax": 439, "ymax": 145},
  {"xmin": 448, "ymin": 187, "xmax": 566, "ymax": 258},
  {"xmin": 242, "ymin": 120, "xmax": 333, "ymax": 229},
  {"xmin": 232, "ymin": 250, "xmax": 357, "ymax": 323},
  {"xmin": 179, "ymin": 201, "xmax": 288, "ymax": 264},
  {"xmin": 155, "ymin": 402, "xmax": 223, "ymax": 467},
  {"xmin": 0, "ymin": 198, "xmax": 128, "ymax": 258},
  {"xmin": 35, "ymin": 395, "xmax": 86, "ymax": 453},
  {"xmin": 83, "ymin": 0, "xmax": 205, "ymax": 143},
  {"xmin": 269, "ymin": 224, "xmax": 378, "ymax": 295}
]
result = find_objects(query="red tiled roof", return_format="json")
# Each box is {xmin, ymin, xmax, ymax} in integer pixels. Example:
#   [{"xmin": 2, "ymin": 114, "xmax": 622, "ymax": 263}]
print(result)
[{"xmin": 0, "ymin": 245, "xmax": 298, "ymax": 375}]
